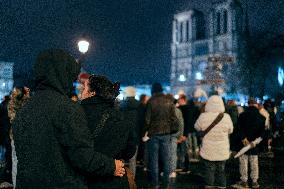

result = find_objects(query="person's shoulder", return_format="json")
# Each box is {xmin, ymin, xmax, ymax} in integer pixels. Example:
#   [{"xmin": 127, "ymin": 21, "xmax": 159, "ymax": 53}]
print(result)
[
  {"xmin": 56, "ymin": 97, "xmax": 84, "ymax": 115},
  {"xmin": 108, "ymin": 108, "xmax": 124, "ymax": 121},
  {"xmin": 223, "ymin": 112, "xmax": 231, "ymax": 118},
  {"xmin": 223, "ymin": 113, "xmax": 234, "ymax": 122}
]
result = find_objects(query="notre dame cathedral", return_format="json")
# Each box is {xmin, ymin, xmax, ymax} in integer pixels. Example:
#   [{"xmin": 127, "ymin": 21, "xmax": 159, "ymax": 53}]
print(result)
[{"xmin": 170, "ymin": 0, "xmax": 246, "ymax": 97}]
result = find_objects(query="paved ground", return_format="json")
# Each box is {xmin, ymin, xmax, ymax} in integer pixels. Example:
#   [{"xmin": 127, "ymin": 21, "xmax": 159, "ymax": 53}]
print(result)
[
  {"xmin": 0, "ymin": 153, "xmax": 280, "ymax": 189},
  {"xmin": 135, "ymin": 153, "xmax": 278, "ymax": 189}
]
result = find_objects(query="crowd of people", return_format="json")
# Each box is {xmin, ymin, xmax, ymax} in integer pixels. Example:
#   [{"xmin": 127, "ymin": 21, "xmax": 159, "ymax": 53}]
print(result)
[{"xmin": 0, "ymin": 49, "xmax": 283, "ymax": 189}]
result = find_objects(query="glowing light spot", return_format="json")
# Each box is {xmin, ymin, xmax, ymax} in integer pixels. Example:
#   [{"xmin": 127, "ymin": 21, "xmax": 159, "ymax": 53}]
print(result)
[
  {"xmin": 179, "ymin": 74, "xmax": 186, "ymax": 82},
  {"xmin": 195, "ymin": 72, "xmax": 203, "ymax": 80}
]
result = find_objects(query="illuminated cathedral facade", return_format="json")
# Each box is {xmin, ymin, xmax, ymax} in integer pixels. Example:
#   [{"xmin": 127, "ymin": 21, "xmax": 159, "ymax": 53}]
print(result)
[{"xmin": 170, "ymin": 0, "xmax": 244, "ymax": 96}]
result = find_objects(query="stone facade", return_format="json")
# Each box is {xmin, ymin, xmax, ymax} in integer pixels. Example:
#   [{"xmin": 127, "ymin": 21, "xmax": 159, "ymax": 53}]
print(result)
[
  {"xmin": 0, "ymin": 62, "xmax": 14, "ymax": 100},
  {"xmin": 171, "ymin": 0, "xmax": 244, "ymax": 96}
]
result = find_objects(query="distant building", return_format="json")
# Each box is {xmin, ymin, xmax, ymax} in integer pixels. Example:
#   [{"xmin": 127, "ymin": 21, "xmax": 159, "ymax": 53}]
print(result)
[
  {"xmin": 171, "ymin": 0, "xmax": 244, "ymax": 96},
  {"xmin": 0, "ymin": 62, "xmax": 14, "ymax": 100}
]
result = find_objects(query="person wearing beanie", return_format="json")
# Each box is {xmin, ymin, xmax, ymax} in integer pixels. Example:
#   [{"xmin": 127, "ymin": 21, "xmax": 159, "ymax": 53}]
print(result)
[
  {"xmin": 120, "ymin": 86, "xmax": 140, "ymax": 178},
  {"xmin": 144, "ymin": 82, "xmax": 177, "ymax": 189}
]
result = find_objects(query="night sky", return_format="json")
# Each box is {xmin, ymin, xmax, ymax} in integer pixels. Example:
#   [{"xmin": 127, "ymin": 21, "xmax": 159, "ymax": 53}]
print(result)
[{"xmin": 1, "ymin": 0, "xmax": 283, "ymax": 86}]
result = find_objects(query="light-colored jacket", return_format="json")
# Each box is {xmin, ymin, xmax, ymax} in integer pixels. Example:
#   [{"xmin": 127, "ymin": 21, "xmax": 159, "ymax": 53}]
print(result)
[
  {"xmin": 195, "ymin": 95, "xmax": 233, "ymax": 161},
  {"xmin": 259, "ymin": 108, "xmax": 270, "ymax": 130}
]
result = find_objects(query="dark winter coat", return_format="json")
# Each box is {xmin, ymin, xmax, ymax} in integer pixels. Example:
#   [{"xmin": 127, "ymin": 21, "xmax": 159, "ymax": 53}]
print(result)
[
  {"xmin": 0, "ymin": 98, "xmax": 12, "ymax": 183},
  {"xmin": 273, "ymin": 110, "xmax": 284, "ymax": 156},
  {"xmin": 13, "ymin": 49, "xmax": 115, "ymax": 189},
  {"xmin": 178, "ymin": 101, "xmax": 200, "ymax": 136},
  {"xmin": 0, "ymin": 99, "xmax": 11, "ymax": 146},
  {"xmin": 235, "ymin": 106, "xmax": 266, "ymax": 155},
  {"xmin": 144, "ymin": 93, "xmax": 176, "ymax": 136},
  {"xmin": 120, "ymin": 97, "xmax": 140, "ymax": 144},
  {"xmin": 81, "ymin": 96, "xmax": 136, "ymax": 189},
  {"xmin": 225, "ymin": 104, "xmax": 239, "ymax": 150},
  {"xmin": 137, "ymin": 103, "xmax": 147, "ymax": 136},
  {"xmin": 225, "ymin": 104, "xmax": 238, "ymax": 127}
]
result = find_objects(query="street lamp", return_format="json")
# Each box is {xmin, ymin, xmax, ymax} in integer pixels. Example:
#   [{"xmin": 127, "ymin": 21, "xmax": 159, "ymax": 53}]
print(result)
[{"xmin": 77, "ymin": 40, "xmax": 90, "ymax": 54}]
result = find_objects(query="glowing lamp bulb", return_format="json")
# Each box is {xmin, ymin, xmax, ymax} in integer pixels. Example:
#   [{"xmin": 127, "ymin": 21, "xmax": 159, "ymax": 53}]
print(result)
[{"xmin": 78, "ymin": 40, "xmax": 90, "ymax": 54}]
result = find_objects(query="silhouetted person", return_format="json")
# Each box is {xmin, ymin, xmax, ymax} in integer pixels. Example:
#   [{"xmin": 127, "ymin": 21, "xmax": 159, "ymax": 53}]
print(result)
[{"xmin": 13, "ymin": 49, "xmax": 125, "ymax": 189}]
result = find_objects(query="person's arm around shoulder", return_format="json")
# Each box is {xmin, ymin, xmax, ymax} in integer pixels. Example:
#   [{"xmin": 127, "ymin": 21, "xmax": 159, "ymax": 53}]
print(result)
[{"xmin": 56, "ymin": 104, "xmax": 124, "ymax": 177}]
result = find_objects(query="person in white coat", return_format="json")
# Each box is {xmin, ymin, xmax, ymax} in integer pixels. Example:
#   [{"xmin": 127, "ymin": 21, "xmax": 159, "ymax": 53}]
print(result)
[{"xmin": 195, "ymin": 95, "xmax": 233, "ymax": 189}]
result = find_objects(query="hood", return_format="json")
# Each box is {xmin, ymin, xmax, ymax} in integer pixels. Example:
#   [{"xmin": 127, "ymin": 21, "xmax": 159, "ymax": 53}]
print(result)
[
  {"xmin": 205, "ymin": 95, "xmax": 225, "ymax": 113},
  {"xmin": 34, "ymin": 49, "xmax": 80, "ymax": 95}
]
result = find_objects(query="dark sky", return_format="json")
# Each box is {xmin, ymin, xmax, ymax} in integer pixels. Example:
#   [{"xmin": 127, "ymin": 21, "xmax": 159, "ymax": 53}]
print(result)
[{"xmin": 0, "ymin": 0, "xmax": 283, "ymax": 85}]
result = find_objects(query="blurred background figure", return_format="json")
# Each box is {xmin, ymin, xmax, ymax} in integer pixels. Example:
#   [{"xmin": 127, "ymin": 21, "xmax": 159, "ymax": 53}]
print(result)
[
  {"xmin": 0, "ymin": 95, "xmax": 11, "ymax": 188},
  {"xmin": 166, "ymin": 94, "xmax": 184, "ymax": 179},
  {"xmin": 120, "ymin": 86, "xmax": 140, "ymax": 178},
  {"xmin": 258, "ymin": 103, "xmax": 272, "ymax": 152},
  {"xmin": 177, "ymin": 94, "xmax": 200, "ymax": 174},
  {"xmin": 8, "ymin": 87, "xmax": 31, "ymax": 189},
  {"xmin": 225, "ymin": 99, "xmax": 239, "ymax": 152},
  {"xmin": 272, "ymin": 99, "xmax": 284, "ymax": 187},
  {"xmin": 136, "ymin": 94, "xmax": 149, "ymax": 172}
]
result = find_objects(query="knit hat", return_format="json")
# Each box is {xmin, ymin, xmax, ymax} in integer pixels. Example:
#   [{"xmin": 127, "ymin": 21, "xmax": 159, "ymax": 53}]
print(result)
[
  {"xmin": 124, "ymin": 86, "xmax": 136, "ymax": 97},
  {"xmin": 151, "ymin": 82, "xmax": 163, "ymax": 95}
]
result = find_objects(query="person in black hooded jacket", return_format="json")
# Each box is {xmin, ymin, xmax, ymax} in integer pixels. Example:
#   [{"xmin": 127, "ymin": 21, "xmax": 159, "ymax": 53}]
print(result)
[
  {"xmin": 233, "ymin": 98, "xmax": 265, "ymax": 189},
  {"xmin": 80, "ymin": 75, "xmax": 136, "ymax": 189},
  {"xmin": 13, "ymin": 49, "xmax": 125, "ymax": 189}
]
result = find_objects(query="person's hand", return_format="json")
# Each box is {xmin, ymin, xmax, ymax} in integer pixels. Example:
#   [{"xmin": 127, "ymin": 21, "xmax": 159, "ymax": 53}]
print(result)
[
  {"xmin": 242, "ymin": 138, "xmax": 250, "ymax": 146},
  {"xmin": 142, "ymin": 132, "xmax": 150, "ymax": 142},
  {"xmin": 250, "ymin": 142, "xmax": 256, "ymax": 148},
  {"xmin": 114, "ymin": 160, "xmax": 125, "ymax": 177},
  {"xmin": 176, "ymin": 136, "xmax": 187, "ymax": 144}
]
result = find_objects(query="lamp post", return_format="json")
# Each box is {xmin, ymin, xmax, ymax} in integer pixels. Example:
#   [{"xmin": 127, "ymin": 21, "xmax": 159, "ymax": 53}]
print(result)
[{"xmin": 77, "ymin": 39, "xmax": 90, "ymax": 72}]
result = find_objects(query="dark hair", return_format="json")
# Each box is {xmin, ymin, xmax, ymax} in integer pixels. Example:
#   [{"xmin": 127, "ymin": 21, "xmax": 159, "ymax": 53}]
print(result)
[
  {"xmin": 151, "ymin": 82, "xmax": 163, "ymax": 95},
  {"xmin": 13, "ymin": 87, "xmax": 27, "ymax": 101},
  {"xmin": 179, "ymin": 94, "xmax": 187, "ymax": 101},
  {"xmin": 88, "ymin": 75, "xmax": 120, "ymax": 100},
  {"xmin": 139, "ymin": 94, "xmax": 147, "ymax": 102}
]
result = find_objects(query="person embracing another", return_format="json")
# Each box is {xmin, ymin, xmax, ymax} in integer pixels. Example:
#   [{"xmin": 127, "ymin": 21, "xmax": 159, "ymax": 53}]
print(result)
[{"xmin": 13, "ymin": 49, "xmax": 125, "ymax": 189}]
